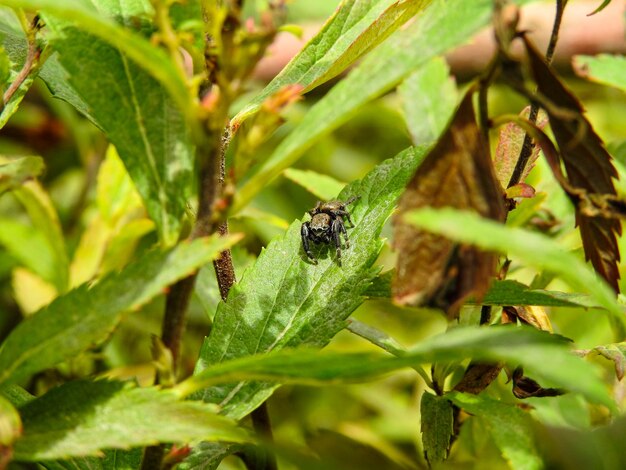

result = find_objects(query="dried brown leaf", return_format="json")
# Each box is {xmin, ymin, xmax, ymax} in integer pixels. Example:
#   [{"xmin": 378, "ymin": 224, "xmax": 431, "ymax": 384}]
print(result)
[
  {"xmin": 392, "ymin": 90, "xmax": 506, "ymax": 316},
  {"xmin": 502, "ymin": 305, "xmax": 553, "ymax": 332},
  {"xmin": 523, "ymin": 34, "xmax": 622, "ymax": 292},
  {"xmin": 511, "ymin": 367, "xmax": 565, "ymax": 399}
]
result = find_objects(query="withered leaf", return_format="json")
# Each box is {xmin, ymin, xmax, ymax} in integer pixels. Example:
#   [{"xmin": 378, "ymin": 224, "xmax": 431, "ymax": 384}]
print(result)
[
  {"xmin": 393, "ymin": 90, "xmax": 506, "ymax": 315},
  {"xmin": 502, "ymin": 305, "xmax": 553, "ymax": 332},
  {"xmin": 511, "ymin": 367, "xmax": 565, "ymax": 399},
  {"xmin": 593, "ymin": 344, "xmax": 626, "ymax": 381},
  {"xmin": 523, "ymin": 34, "xmax": 622, "ymax": 292}
]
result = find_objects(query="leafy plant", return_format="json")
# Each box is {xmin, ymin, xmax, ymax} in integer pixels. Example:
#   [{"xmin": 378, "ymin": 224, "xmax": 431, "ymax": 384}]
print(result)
[{"xmin": 0, "ymin": 0, "xmax": 625, "ymax": 469}]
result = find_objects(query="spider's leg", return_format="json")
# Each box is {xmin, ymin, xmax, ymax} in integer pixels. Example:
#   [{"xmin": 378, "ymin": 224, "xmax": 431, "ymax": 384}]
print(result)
[
  {"xmin": 338, "ymin": 217, "xmax": 350, "ymax": 248},
  {"xmin": 332, "ymin": 218, "xmax": 344, "ymax": 266},
  {"xmin": 336, "ymin": 210, "xmax": 354, "ymax": 227},
  {"xmin": 301, "ymin": 222, "xmax": 317, "ymax": 264},
  {"xmin": 344, "ymin": 195, "xmax": 360, "ymax": 206}
]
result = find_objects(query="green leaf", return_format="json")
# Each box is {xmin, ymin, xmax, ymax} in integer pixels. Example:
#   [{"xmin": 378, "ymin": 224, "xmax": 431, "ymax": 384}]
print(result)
[
  {"xmin": 13, "ymin": 380, "xmax": 251, "ymax": 461},
  {"xmin": 14, "ymin": 182, "xmax": 69, "ymax": 292},
  {"xmin": 0, "ymin": 156, "xmax": 44, "ymax": 194},
  {"xmin": 36, "ymin": 449, "xmax": 142, "ymax": 470},
  {"xmin": 0, "ymin": 234, "xmax": 242, "ymax": 387},
  {"xmin": 480, "ymin": 280, "xmax": 597, "ymax": 308},
  {"xmin": 404, "ymin": 208, "xmax": 626, "ymax": 329},
  {"xmin": 0, "ymin": 394, "xmax": 21, "ymax": 447},
  {"xmin": 283, "ymin": 168, "xmax": 346, "ymax": 200},
  {"xmin": 233, "ymin": 0, "xmax": 433, "ymax": 125},
  {"xmin": 2, "ymin": 0, "xmax": 196, "ymax": 135},
  {"xmin": 363, "ymin": 273, "xmax": 597, "ymax": 308},
  {"xmin": 398, "ymin": 56, "xmax": 458, "ymax": 145},
  {"xmin": 448, "ymin": 392, "xmax": 542, "ymax": 470},
  {"xmin": 233, "ymin": 0, "xmax": 536, "ymax": 213},
  {"xmin": 420, "ymin": 391, "xmax": 453, "ymax": 465},
  {"xmin": 193, "ymin": 145, "xmax": 428, "ymax": 419},
  {"xmin": 35, "ymin": 7, "xmax": 194, "ymax": 246},
  {"xmin": 178, "ymin": 442, "xmax": 245, "ymax": 470},
  {"xmin": 574, "ymin": 54, "xmax": 626, "ymax": 93},
  {"xmin": 178, "ymin": 325, "xmax": 613, "ymax": 411}
]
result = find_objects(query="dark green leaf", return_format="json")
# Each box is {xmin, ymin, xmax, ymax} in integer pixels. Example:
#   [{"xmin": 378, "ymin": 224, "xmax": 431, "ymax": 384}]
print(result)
[
  {"xmin": 179, "ymin": 442, "xmax": 245, "ymax": 470},
  {"xmin": 233, "ymin": 0, "xmax": 433, "ymax": 125},
  {"xmin": 480, "ymin": 280, "xmax": 597, "ymax": 308},
  {"xmin": 194, "ymin": 146, "xmax": 428, "ymax": 419},
  {"xmin": 38, "ymin": 5, "xmax": 194, "ymax": 245},
  {"xmin": 420, "ymin": 391, "xmax": 453, "ymax": 465},
  {"xmin": 3, "ymin": 0, "xmax": 196, "ymax": 133},
  {"xmin": 0, "ymin": 156, "xmax": 44, "ymax": 194},
  {"xmin": 14, "ymin": 380, "xmax": 251, "ymax": 460},
  {"xmin": 448, "ymin": 392, "xmax": 542, "ymax": 470},
  {"xmin": 179, "ymin": 326, "xmax": 614, "ymax": 411},
  {"xmin": 0, "ymin": 234, "xmax": 242, "ymax": 387}
]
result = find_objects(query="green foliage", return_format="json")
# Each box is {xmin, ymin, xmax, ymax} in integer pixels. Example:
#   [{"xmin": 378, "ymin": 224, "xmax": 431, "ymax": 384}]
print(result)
[
  {"xmin": 0, "ymin": 234, "xmax": 241, "ymax": 387},
  {"xmin": 0, "ymin": 0, "xmax": 624, "ymax": 469},
  {"xmin": 194, "ymin": 146, "xmax": 427, "ymax": 419},
  {"xmin": 14, "ymin": 380, "xmax": 250, "ymax": 460}
]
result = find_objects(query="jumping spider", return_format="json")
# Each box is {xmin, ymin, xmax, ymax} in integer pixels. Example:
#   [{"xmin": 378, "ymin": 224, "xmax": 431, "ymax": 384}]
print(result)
[{"xmin": 301, "ymin": 196, "xmax": 359, "ymax": 266}]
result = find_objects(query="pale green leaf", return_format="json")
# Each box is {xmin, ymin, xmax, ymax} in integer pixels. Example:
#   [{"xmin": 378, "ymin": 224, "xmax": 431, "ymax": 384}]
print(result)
[
  {"xmin": 420, "ymin": 391, "xmax": 453, "ymax": 465},
  {"xmin": 38, "ymin": 449, "xmax": 142, "ymax": 470},
  {"xmin": 574, "ymin": 54, "xmax": 626, "ymax": 92},
  {"xmin": 0, "ymin": 394, "xmax": 21, "ymax": 447},
  {"xmin": 404, "ymin": 208, "xmax": 626, "ymax": 328},
  {"xmin": 233, "ymin": 0, "xmax": 537, "ymax": 212},
  {"xmin": 178, "ymin": 325, "xmax": 613, "ymax": 411},
  {"xmin": 14, "ymin": 181, "xmax": 69, "ymax": 292},
  {"xmin": 399, "ymin": 56, "xmax": 458, "ymax": 145},
  {"xmin": 0, "ymin": 234, "xmax": 242, "ymax": 387},
  {"xmin": 178, "ymin": 442, "xmax": 245, "ymax": 470},
  {"xmin": 0, "ymin": 155, "xmax": 44, "ymax": 194},
  {"xmin": 233, "ymin": 0, "xmax": 433, "ymax": 125},
  {"xmin": 448, "ymin": 392, "xmax": 542, "ymax": 470},
  {"xmin": 592, "ymin": 343, "xmax": 626, "ymax": 380},
  {"xmin": 14, "ymin": 380, "xmax": 251, "ymax": 460},
  {"xmin": 283, "ymin": 168, "xmax": 346, "ymax": 200},
  {"xmin": 193, "ymin": 146, "xmax": 428, "ymax": 419}
]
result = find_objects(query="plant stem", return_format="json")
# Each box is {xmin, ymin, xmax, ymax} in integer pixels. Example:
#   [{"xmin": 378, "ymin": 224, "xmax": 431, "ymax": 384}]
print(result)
[
  {"xmin": 1, "ymin": 15, "xmax": 42, "ymax": 112},
  {"xmin": 507, "ymin": 0, "xmax": 566, "ymax": 189}
]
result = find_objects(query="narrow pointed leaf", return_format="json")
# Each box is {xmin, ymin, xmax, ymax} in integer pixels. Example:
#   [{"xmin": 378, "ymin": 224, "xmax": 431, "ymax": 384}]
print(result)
[
  {"xmin": 0, "ymin": 234, "xmax": 242, "ymax": 387},
  {"xmin": 233, "ymin": 0, "xmax": 432, "ymax": 125},
  {"xmin": 13, "ymin": 380, "xmax": 251, "ymax": 461},
  {"xmin": 448, "ymin": 392, "xmax": 542, "ymax": 470},
  {"xmin": 233, "ymin": 0, "xmax": 537, "ymax": 212},
  {"xmin": 393, "ymin": 90, "xmax": 506, "ymax": 313},
  {"xmin": 194, "ymin": 146, "xmax": 427, "ymax": 419},
  {"xmin": 179, "ymin": 326, "xmax": 613, "ymax": 410},
  {"xmin": 524, "ymin": 35, "xmax": 622, "ymax": 292},
  {"xmin": 283, "ymin": 168, "xmax": 345, "ymax": 200},
  {"xmin": 404, "ymin": 207, "xmax": 625, "ymax": 328}
]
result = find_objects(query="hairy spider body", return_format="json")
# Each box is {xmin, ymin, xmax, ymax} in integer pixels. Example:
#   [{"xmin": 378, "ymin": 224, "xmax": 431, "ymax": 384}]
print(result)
[{"xmin": 301, "ymin": 196, "xmax": 359, "ymax": 265}]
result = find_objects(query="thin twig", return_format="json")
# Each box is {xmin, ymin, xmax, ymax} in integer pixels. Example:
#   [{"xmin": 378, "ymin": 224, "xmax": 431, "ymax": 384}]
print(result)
[{"xmin": 507, "ymin": 0, "xmax": 566, "ymax": 189}]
